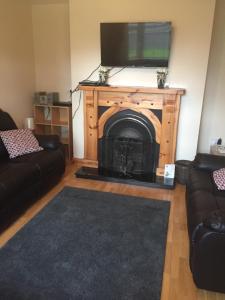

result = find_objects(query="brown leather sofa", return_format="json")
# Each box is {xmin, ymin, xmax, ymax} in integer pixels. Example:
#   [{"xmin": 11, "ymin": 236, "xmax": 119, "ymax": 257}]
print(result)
[
  {"xmin": 186, "ymin": 153, "xmax": 225, "ymax": 293},
  {"xmin": 0, "ymin": 109, "xmax": 65, "ymax": 229}
]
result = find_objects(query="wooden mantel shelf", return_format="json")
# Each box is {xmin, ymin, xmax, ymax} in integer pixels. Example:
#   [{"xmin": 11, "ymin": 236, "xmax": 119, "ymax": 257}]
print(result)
[
  {"xmin": 79, "ymin": 85, "xmax": 185, "ymax": 95},
  {"xmin": 80, "ymin": 85, "xmax": 185, "ymax": 176}
]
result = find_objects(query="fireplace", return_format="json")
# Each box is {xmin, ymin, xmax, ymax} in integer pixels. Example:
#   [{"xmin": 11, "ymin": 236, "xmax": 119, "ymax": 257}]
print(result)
[
  {"xmin": 76, "ymin": 85, "xmax": 185, "ymax": 188},
  {"xmin": 98, "ymin": 109, "xmax": 159, "ymax": 180}
]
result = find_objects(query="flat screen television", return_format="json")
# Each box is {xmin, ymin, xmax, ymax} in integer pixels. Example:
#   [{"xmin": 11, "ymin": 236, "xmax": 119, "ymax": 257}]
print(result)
[{"xmin": 100, "ymin": 22, "xmax": 171, "ymax": 68}]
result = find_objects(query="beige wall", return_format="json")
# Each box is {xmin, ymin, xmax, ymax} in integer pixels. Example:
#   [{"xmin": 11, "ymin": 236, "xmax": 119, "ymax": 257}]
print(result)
[
  {"xmin": 0, "ymin": 0, "xmax": 35, "ymax": 127},
  {"xmin": 69, "ymin": 0, "xmax": 215, "ymax": 160},
  {"xmin": 32, "ymin": 1, "xmax": 71, "ymax": 102},
  {"xmin": 198, "ymin": 0, "xmax": 225, "ymax": 153}
]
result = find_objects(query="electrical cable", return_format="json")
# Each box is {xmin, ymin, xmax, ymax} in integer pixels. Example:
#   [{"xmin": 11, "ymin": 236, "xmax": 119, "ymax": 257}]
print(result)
[
  {"xmin": 108, "ymin": 66, "xmax": 127, "ymax": 78},
  {"xmin": 71, "ymin": 64, "xmax": 126, "ymax": 119},
  {"xmin": 84, "ymin": 63, "xmax": 101, "ymax": 81},
  {"xmin": 70, "ymin": 63, "xmax": 101, "ymax": 94},
  {"xmin": 70, "ymin": 63, "xmax": 101, "ymax": 119}
]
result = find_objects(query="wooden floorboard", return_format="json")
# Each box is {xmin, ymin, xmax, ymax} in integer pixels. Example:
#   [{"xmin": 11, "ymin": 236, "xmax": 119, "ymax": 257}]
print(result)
[{"xmin": 0, "ymin": 162, "xmax": 224, "ymax": 300}]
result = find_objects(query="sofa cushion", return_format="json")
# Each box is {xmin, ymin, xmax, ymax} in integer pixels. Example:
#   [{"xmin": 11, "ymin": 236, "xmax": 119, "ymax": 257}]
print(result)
[
  {"xmin": 0, "ymin": 139, "xmax": 9, "ymax": 160},
  {"xmin": 214, "ymin": 188, "xmax": 225, "ymax": 197},
  {"xmin": 35, "ymin": 134, "xmax": 60, "ymax": 150},
  {"xmin": 0, "ymin": 110, "xmax": 17, "ymax": 131},
  {"xmin": 11, "ymin": 147, "xmax": 65, "ymax": 179},
  {"xmin": 203, "ymin": 209, "xmax": 225, "ymax": 233},
  {"xmin": 193, "ymin": 153, "xmax": 225, "ymax": 172},
  {"xmin": 0, "ymin": 129, "xmax": 43, "ymax": 159},
  {"xmin": 188, "ymin": 190, "xmax": 218, "ymax": 213},
  {"xmin": 187, "ymin": 190, "xmax": 218, "ymax": 236},
  {"xmin": 0, "ymin": 162, "xmax": 40, "ymax": 207},
  {"xmin": 215, "ymin": 196, "xmax": 225, "ymax": 210},
  {"xmin": 188, "ymin": 168, "xmax": 213, "ymax": 194},
  {"xmin": 0, "ymin": 110, "xmax": 17, "ymax": 160}
]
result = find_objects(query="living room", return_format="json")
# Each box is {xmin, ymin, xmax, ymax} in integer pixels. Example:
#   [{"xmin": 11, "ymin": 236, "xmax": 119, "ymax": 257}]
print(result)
[{"xmin": 0, "ymin": 0, "xmax": 225, "ymax": 299}]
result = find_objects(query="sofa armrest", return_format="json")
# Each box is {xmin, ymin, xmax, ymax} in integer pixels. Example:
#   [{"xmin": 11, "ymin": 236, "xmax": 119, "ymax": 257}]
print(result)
[
  {"xmin": 190, "ymin": 220, "xmax": 225, "ymax": 292},
  {"xmin": 35, "ymin": 134, "xmax": 60, "ymax": 150},
  {"xmin": 203, "ymin": 210, "xmax": 225, "ymax": 233},
  {"xmin": 193, "ymin": 153, "xmax": 225, "ymax": 172}
]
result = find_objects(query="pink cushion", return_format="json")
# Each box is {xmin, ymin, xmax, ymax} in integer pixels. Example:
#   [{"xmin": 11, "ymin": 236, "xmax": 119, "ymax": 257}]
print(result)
[
  {"xmin": 0, "ymin": 129, "xmax": 43, "ymax": 159},
  {"xmin": 213, "ymin": 168, "xmax": 225, "ymax": 190}
]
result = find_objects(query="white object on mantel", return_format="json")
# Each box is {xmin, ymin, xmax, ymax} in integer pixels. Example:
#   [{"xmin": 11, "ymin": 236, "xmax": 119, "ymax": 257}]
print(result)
[
  {"xmin": 210, "ymin": 144, "xmax": 225, "ymax": 156},
  {"xmin": 24, "ymin": 117, "xmax": 34, "ymax": 130}
]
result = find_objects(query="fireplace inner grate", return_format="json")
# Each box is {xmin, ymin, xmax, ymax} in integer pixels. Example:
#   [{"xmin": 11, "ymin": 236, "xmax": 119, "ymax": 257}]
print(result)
[{"xmin": 98, "ymin": 109, "xmax": 159, "ymax": 181}]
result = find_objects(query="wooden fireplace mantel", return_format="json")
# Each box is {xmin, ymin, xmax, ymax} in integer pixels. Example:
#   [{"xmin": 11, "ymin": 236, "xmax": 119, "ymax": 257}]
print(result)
[{"xmin": 80, "ymin": 85, "xmax": 185, "ymax": 176}]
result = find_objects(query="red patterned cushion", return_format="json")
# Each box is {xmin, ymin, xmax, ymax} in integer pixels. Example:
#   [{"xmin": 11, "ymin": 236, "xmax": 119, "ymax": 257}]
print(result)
[
  {"xmin": 0, "ymin": 129, "xmax": 43, "ymax": 159},
  {"xmin": 213, "ymin": 168, "xmax": 225, "ymax": 190}
]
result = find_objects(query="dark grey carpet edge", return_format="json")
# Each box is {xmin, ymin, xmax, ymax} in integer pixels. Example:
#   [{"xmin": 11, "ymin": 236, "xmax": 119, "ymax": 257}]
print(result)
[{"xmin": 0, "ymin": 186, "xmax": 170, "ymax": 300}]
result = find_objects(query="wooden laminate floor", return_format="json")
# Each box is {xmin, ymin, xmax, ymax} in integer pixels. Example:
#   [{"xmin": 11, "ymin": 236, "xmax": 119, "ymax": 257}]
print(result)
[{"xmin": 0, "ymin": 162, "xmax": 224, "ymax": 300}]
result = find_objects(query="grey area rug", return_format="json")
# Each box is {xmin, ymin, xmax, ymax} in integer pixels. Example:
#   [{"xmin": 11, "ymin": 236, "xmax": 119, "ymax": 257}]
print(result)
[{"xmin": 0, "ymin": 187, "xmax": 170, "ymax": 300}]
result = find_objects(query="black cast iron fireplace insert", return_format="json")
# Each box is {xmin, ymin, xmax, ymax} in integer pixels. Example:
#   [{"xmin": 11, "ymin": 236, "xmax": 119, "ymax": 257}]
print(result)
[
  {"xmin": 98, "ymin": 110, "xmax": 159, "ymax": 181},
  {"xmin": 76, "ymin": 109, "xmax": 175, "ymax": 189}
]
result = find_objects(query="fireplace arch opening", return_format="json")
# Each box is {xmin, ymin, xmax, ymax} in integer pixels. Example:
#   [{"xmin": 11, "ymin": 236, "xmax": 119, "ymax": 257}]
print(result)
[{"xmin": 98, "ymin": 109, "xmax": 159, "ymax": 180}]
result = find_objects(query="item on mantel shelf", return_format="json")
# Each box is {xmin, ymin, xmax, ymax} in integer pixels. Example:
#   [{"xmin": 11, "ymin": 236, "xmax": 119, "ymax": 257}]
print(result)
[{"xmin": 157, "ymin": 69, "xmax": 168, "ymax": 89}]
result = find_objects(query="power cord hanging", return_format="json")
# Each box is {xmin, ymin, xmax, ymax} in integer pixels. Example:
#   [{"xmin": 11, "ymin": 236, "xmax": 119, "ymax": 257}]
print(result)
[
  {"xmin": 70, "ymin": 63, "xmax": 101, "ymax": 95},
  {"xmin": 108, "ymin": 66, "xmax": 126, "ymax": 78},
  {"xmin": 71, "ymin": 64, "xmax": 126, "ymax": 119},
  {"xmin": 71, "ymin": 63, "xmax": 101, "ymax": 119}
]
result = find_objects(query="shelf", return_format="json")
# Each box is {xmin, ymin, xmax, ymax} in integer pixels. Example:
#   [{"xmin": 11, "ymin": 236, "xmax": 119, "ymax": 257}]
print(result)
[
  {"xmin": 52, "ymin": 122, "xmax": 68, "ymax": 127},
  {"xmin": 34, "ymin": 104, "xmax": 69, "ymax": 109},
  {"xmin": 35, "ymin": 121, "xmax": 51, "ymax": 126},
  {"xmin": 33, "ymin": 104, "xmax": 73, "ymax": 161}
]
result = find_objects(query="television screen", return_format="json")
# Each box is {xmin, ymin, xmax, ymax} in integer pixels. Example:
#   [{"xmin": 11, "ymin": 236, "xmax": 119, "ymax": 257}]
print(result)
[{"xmin": 100, "ymin": 22, "xmax": 171, "ymax": 68}]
